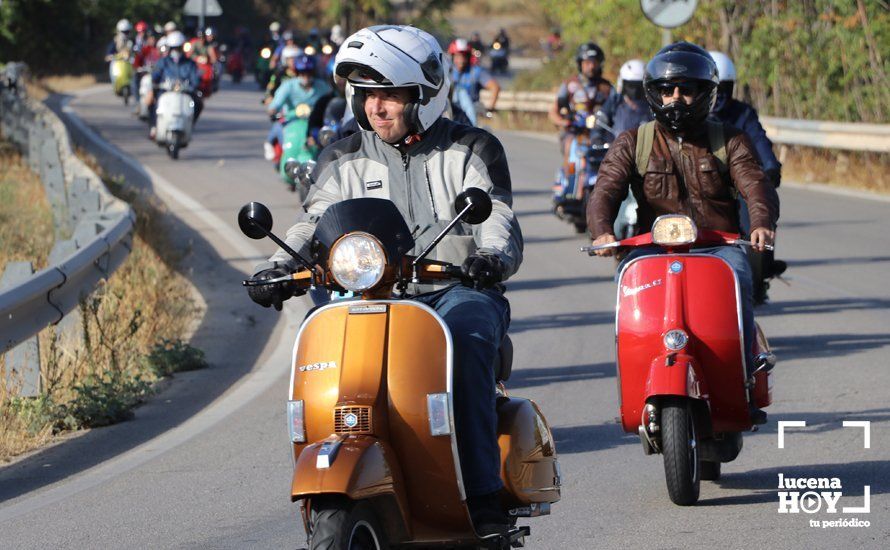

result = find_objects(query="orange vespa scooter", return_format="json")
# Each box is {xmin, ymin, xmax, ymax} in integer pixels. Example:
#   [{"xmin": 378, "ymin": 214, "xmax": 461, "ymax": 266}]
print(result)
[{"xmin": 239, "ymin": 189, "xmax": 561, "ymax": 549}]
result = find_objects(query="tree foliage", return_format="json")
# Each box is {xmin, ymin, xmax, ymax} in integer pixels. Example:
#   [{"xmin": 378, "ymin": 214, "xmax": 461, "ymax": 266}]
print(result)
[
  {"xmin": 0, "ymin": 0, "xmax": 458, "ymax": 75},
  {"xmin": 538, "ymin": 0, "xmax": 888, "ymax": 122},
  {"xmin": 0, "ymin": 0, "xmax": 181, "ymax": 75}
]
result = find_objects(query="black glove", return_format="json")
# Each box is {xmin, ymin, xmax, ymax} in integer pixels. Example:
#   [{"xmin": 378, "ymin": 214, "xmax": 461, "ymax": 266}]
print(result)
[
  {"xmin": 765, "ymin": 167, "xmax": 781, "ymax": 188},
  {"xmin": 246, "ymin": 268, "xmax": 303, "ymax": 311},
  {"xmin": 461, "ymin": 253, "xmax": 505, "ymax": 290}
]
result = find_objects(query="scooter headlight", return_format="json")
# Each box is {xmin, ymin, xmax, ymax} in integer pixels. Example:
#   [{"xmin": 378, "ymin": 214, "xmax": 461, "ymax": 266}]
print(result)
[
  {"xmin": 261, "ymin": 47, "xmax": 272, "ymax": 59},
  {"xmin": 322, "ymin": 44, "xmax": 333, "ymax": 55},
  {"xmin": 304, "ymin": 45, "xmax": 316, "ymax": 56},
  {"xmin": 651, "ymin": 215, "xmax": 697, "ymax": 246},
  {"xmin": 329, "ymin": 233, "xmax": 386, "ymax": 292},
  {"xmin": 287, "ymin": 400, "xmax": 306, "ymax": 443},
  {"xmin": 663, "ymin": 329, "xmax": 689, "ymax": 351}
]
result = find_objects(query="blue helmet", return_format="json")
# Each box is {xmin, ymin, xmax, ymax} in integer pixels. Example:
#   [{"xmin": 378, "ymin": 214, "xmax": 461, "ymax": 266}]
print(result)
[{"xmin": 293, "ymin": 54, "xmax": 316, "ymax": 74}]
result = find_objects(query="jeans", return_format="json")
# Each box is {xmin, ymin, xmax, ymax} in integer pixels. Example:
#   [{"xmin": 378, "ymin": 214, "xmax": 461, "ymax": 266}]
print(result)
[
  {"xmin": 267, "ymin": 120, "xmax": 284, "ymax": 145},
  {"xmin": 414, "ymin": 284, "xmax": 510, "ymax": 497},
  {"xmin": 617, "ymin": 245, "xmax": 756, "ymax": 375}
]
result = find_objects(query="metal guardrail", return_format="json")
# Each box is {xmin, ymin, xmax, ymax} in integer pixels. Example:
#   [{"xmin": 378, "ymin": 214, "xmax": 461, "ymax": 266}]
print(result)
[
  {"xmin": 482, "ymin": 90, "xmax": 890, "ymax": 153},
  {"xmin": 0, "ymin": 63, "xmax": 135, "ymax": 389}
]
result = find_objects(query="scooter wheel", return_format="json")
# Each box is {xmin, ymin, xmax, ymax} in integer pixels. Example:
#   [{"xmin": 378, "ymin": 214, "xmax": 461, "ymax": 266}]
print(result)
[
  {"xmin": 308, "ymin": 497, "xmax": 388, "ymax": 550},
  {"xmin": 701, "ymin": 461, "xmax": 721, "ymax": 481},
  {"xmin": 661, "ymin": 397, "xmax": 701, "ymax": 505}
]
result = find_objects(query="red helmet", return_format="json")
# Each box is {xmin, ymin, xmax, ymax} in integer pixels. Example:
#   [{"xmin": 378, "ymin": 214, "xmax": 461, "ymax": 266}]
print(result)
[
  {"xmin": 135, "ymin": 20, "xmax": 148, "ymax": 33},
  {"xmin": 447, "ymin": 38, "xmax": 472, "ymax": 56}
]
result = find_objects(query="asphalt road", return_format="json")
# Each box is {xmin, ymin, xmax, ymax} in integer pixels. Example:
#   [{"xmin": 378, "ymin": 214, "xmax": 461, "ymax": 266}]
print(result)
[{"xmin": 1, "ymin": 77, "xmax": 888, "ymax": 549}]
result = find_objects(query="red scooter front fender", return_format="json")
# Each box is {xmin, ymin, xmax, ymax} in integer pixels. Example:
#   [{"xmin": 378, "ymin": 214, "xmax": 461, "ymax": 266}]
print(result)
[{"xmin": 644, "ymin": 353, "xmax": 708, "ymax": 403}]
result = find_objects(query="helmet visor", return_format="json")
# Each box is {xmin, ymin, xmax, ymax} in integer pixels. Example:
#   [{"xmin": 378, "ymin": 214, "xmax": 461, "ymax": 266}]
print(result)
[{"xmin": 646, "ymin": 51, "xmax": 716, "ymax": 83}]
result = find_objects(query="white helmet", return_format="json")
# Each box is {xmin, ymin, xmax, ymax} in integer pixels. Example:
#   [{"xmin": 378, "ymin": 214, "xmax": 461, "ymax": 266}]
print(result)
[
  {"xmin": 281, "ymin": 45, "xmax": 300, "ymax": 61},
  {"xmin": 164, "ymin": 21, "xmax": 177, "ymax": 33},
  {"xmin": 116, "ymin": 19, "xmax": 132, "ymax": 33},
  {"xmin": 619, "ymin": 59, "xmax": 645, "ymax": 84},
  {"xmin": 334, "ymin": 25, "xmax": 449, "ymax": 133},
  {"xmin": 166, "ymin": 31, "xmax": 186, "ymax": 49},
  {"xmin": 330, "ymin": 24, "xmax": 344, "ymax": 45},
  {"xmin": 269, "ymin": 21, "xmax": 281, "ymax": 34},
  {"xmin": 709, "ymin": 51, "xmax": 736, "ymax": 82},
  {"xmin": 617, "ymin": 59, "xmax": 645, "ymax": 99}
]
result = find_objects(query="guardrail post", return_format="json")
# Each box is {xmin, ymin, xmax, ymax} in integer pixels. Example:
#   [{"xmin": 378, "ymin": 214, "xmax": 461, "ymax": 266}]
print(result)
[
  {"xmin": 48, "ymin": 240, "xmax": 82, "ymax": 345},
  {"xmin": 1, "ymin": 262, "xmax": 42, "ymax": 397},
  {"xmin": 40, "ymin": 131, "xmax": 71, "ymax": 238},
  {"xmin": 67, "ymin": 177, "xmax": 101, "ymax": 227},
  {"xmin": 28, "ymin": 119, "xmax": 42, "ymax": 172}
]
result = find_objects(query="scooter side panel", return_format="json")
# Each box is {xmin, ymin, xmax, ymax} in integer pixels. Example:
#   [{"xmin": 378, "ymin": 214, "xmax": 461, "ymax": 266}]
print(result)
[
  {"xmin": 497, "ymin": 397, "xmax": 561, "ymax": 505},
  {"xmin": 386, "ymin": 303, "xmax": 476, "ymax": 542},
  {"xmin": 617, "ymin": 255, "xmax": 750, "ymax": 434},
  {"xmin": 291, "ymin": 306, "xmax": 348, "ymax": 448}
]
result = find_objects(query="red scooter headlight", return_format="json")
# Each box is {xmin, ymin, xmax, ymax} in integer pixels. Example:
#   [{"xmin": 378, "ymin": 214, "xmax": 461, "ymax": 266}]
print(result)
[{"xmin": 652, "ymin": 215, "xmax": 697, "ymax": 246}]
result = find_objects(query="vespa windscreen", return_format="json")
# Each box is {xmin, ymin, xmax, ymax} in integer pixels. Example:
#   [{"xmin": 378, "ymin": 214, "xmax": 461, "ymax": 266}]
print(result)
[{"xmin": 313, "ymin": 198, "xmax": 415, "ymax": 266}]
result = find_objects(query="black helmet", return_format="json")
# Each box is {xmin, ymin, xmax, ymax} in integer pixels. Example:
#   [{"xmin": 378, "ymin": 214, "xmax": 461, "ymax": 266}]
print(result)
[
  {"xmin": 576, "ymin": 42, "xmax": 605, "ymax": 74},
  {"xmin": 644, "ymin": 41, "xmax": 718, "ymax": 133}
]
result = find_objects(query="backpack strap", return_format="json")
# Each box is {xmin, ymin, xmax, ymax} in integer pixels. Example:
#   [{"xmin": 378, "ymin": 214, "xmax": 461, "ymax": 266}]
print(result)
[
  {"xmin": 706, "ymin": 119, "xmax": 737, "ymax": 198},
  {"xmin": 634, "ymin": 120, "xmax": 657, "ymax": 177}
]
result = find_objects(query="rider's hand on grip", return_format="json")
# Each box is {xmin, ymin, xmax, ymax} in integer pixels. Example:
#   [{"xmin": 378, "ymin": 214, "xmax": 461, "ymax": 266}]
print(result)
[
  {"xmin": 246, "ymin": 268, "xmax": 303, "ymax": 311},
  {"xmin": 461, "ymin": 253, "xmax": 504, "ymax": 290},
  {"xmin": 590, "ymin": 234, "xmax": 616, "ymax": 257}
]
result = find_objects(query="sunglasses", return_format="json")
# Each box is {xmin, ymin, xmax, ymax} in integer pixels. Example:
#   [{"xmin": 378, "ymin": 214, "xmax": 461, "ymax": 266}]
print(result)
[{"xmin": 655, "ymin": 81, "xmax": 699, "ymax": 97}]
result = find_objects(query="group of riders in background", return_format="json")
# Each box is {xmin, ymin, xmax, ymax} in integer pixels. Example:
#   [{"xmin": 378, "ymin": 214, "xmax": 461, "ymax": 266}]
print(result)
[{"xmin": 104, "ymin": 18, "xmax": 784, "ymax": 300}]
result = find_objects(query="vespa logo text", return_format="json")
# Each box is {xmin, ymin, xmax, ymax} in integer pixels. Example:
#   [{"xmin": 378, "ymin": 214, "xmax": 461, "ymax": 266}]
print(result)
[
  {"xmin": 298, "ymin": 361, "xmax": 337, "ymax": 373},
  {"xmin": 621, "ymin": 279, "xmax": 662, "ymax": 297}
]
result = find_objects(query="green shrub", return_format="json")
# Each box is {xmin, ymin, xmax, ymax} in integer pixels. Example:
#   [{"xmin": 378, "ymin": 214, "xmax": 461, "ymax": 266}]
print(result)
[{"xmin": 141, "ymin": 339, "xmax": 208, "ymax": 378}]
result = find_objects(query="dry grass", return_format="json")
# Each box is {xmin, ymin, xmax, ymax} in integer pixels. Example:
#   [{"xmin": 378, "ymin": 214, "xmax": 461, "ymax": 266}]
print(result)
[
  {"xmin": 778, "ymin": 146, "xmax": 889, "ymax": 194},
  {"xmin": 25, "ymin": 75, "xmax": 98, "ymax": 101},
  {"xmin": 0, "ymin": 147, "xmax": 201, "ymax": 463},
  {"xmin": 0, "ymin": 141, "xmax": 54, "ymax": 271}
]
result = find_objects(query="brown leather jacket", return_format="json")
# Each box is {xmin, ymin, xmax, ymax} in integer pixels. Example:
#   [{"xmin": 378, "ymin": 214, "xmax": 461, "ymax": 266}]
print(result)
[{"xmin": 587, "ymin": 122, "xmax": 779, "ymax": 238}]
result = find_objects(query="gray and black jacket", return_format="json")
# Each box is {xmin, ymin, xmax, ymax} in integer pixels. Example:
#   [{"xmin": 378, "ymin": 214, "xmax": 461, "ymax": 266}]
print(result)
[{"xmin": 265, "ymin": 118, "xmax": 523, "ymax": 281}]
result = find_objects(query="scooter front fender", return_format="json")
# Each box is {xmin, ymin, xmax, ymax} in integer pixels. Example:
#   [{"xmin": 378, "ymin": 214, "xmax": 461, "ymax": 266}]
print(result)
[
  {"xmin": 291, "ymin": 435, "xmax": 410, "ymax": 533},
  {"xmin": 644, "ymin": 353, "xmax": 708, "ymax": 401}
]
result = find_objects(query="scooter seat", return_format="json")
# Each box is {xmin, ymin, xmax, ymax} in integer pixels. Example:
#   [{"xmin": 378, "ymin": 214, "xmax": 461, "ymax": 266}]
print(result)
[{"xmin": 495, "ymin": 335, "xmax": 513, "ymax": 382}]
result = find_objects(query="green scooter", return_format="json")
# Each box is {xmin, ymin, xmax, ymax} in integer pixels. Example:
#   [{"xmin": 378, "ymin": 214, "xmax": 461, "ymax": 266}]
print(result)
[{"xmin": 277, "ymin": 102, "xmax": 319, "ymax": 198}]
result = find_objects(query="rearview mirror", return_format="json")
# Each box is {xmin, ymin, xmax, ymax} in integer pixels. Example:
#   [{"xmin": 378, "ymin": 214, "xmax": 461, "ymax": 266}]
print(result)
[
  {"xmin": 453, "ymin": 187, "xmax": 492, "ymax": 225},
  {"xmin": 238, "ymin": 202, "xmax": 273, "ymax": 240}
]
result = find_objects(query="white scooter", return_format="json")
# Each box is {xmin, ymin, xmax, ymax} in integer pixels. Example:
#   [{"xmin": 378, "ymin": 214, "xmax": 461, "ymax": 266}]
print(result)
[
  {"xmin": 137, "ymin": 72, "xmax": 153, "ymax": 120},
  {"xmin": 155, "ymin": 79, "xmax": 195, "ymax": 160}
]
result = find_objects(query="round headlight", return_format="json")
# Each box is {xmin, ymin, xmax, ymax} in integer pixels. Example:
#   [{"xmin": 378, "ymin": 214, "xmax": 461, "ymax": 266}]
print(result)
[
  {"xmin": 663, "ymin": 329, "xmax": 689, "ymax": 351},
  {"xmin": 329, "ymin": 233, "xmax": 386, "ymax": 291}
]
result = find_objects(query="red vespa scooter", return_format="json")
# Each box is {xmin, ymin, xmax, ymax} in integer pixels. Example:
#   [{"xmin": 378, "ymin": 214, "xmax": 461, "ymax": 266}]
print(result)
[{"xmin": 583, "ymin": 214, "xmax": 776, "ymax": 505}]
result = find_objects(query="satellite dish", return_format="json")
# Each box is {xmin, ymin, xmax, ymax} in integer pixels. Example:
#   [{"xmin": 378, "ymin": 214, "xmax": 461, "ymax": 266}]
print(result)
[{"xmin": 640, "ymin": 0, "xmax": 699, "ymax": 29}]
